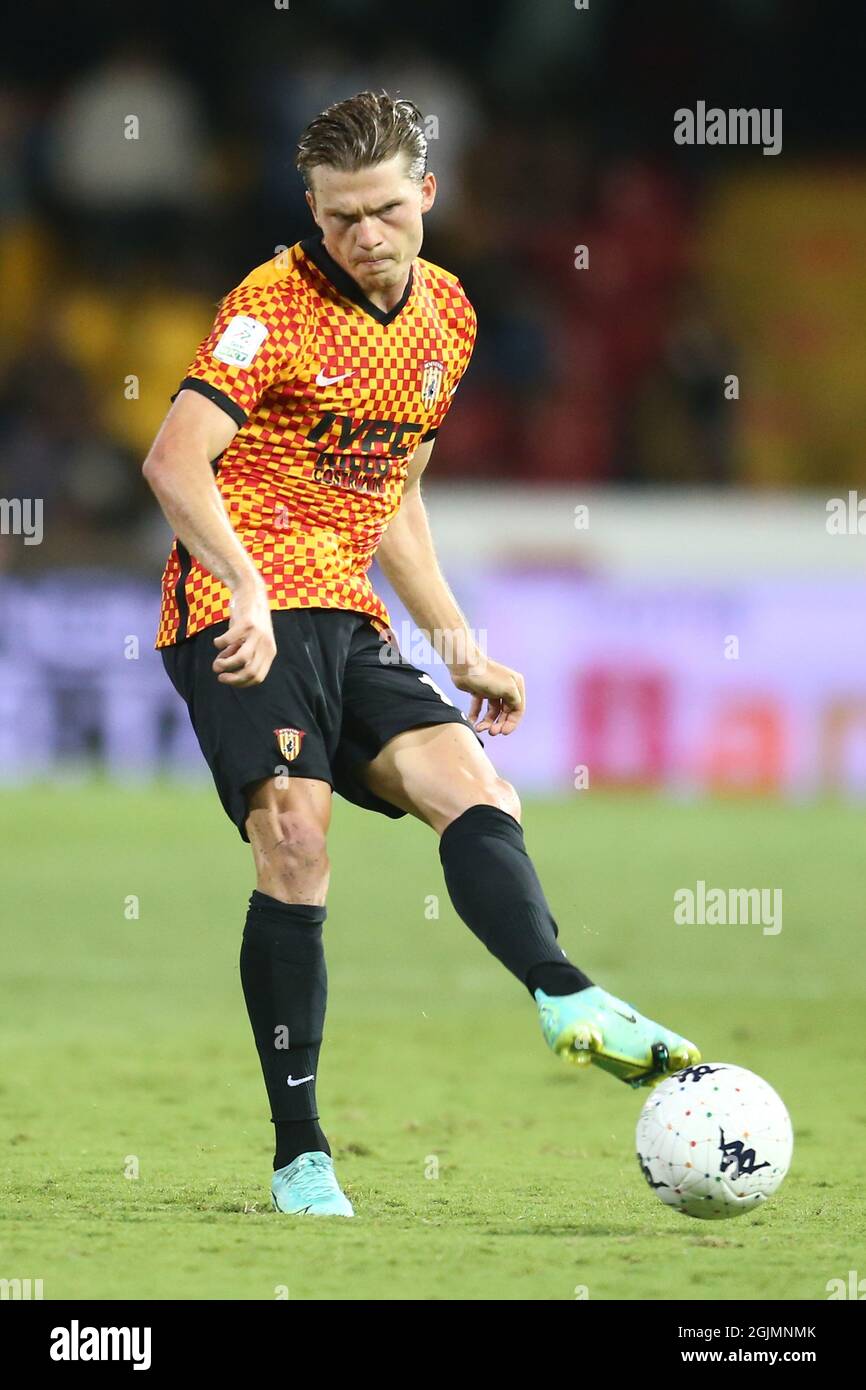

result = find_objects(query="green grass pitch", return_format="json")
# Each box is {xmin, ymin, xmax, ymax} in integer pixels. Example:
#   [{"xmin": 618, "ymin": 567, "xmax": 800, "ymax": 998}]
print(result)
[{"xmin": 1, "ymin": 783, "xmax": 862, "ymax": 1301}]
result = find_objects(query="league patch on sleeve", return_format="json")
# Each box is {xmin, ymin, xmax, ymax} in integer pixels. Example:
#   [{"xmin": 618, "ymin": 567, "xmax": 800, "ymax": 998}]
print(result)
[{"xmin": 212, "ymin": 315, "xmax": 269, "ymax": 367}]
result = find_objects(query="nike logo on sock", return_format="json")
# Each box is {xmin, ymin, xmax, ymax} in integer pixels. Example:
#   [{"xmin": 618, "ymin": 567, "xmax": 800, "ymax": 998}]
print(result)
[
  {"xmin": 286, "ymin": 1074, "xmax": 314, "ymax": 1087},
  {"xmin": 613, "ymin": 1010, "xmax": 637, "ymax": 1024}
]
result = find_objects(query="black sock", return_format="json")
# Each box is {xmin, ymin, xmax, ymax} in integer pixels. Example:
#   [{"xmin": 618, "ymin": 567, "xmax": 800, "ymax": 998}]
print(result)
[
  {"xmin": 273, "ymin": 1118, "xmax": 331, "ymax": 1168},
  {"xmin": 438, "ymin": 805, "xmax": 593, "ymax": 998},
  {"xmin": 525, "ymin": 960, "xmax": 592, "ymax": 998},
  {"xmin": 239, "ymin": 891, "xmax": 330, "ymax": 1171}
]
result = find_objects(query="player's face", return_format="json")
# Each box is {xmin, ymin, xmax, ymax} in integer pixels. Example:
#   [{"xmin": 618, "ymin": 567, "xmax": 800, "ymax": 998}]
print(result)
[{"xmin": 306, "ymin": 155, "xmax": 436, "ymax": 308}]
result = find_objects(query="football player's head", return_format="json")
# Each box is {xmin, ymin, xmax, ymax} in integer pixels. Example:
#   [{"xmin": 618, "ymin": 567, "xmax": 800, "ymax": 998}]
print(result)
[{"xmin": 298, "ymin": 91, "xmax": 436, "ymax": 302}]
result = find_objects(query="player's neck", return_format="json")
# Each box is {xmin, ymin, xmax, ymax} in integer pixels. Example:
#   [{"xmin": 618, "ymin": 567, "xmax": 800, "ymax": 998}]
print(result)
[
  {"xmin": 314, "ymin": 233, "xmax": 412, "ymax": 315},
  {"xmin": 364, "ymin": 273, "xmax": 411, "ymax": 314}
]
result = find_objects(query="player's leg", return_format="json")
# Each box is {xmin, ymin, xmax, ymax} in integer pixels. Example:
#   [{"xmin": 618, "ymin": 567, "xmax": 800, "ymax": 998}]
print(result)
[
  {"xmin": 241, "ymin": 775, "xmax": 352, "ymax": 1215},
  {"xmin": 360, "ymin": 720, "xmax": 592, "ymax": 992},
  {"xmin": 246, "ymin": 772, "xmax": 332, "ymax": 905},
  {"xmin": 161, "ymin": 611, "xmax": 354, "ymax": 1214},
  {"xmin": 360, "ymin": 721, "xmax": 701, "ymax": 1087}
]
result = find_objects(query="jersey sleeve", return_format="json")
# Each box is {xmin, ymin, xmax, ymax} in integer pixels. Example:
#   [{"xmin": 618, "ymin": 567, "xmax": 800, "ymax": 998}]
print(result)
[
  {"xmin": 173, "ymin": 281, "xmax": 310, "ymax": 425},
  {"xmin": 422, "ymin": 290, "xmax": 477, "ymax": 442}
]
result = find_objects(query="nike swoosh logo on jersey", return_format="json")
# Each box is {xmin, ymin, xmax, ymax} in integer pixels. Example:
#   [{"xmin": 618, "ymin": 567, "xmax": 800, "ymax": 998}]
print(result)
[
  {"xmin": 316, "ymin": 369, "xmax": 356, "ymax": 387},
  {"xmin": 286, "ymin": 1074, "xmax": 314, "ymax": 1087}
]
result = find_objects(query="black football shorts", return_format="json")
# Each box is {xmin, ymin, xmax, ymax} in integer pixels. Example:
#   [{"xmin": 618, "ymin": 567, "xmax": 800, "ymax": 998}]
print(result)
[{"xmin": 161, "ymin": 608, "xmax": 478, "ymax": 839}]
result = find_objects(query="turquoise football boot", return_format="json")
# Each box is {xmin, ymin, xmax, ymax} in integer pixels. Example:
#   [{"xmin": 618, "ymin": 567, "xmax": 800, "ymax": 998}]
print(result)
[
  {"xmin": 535, "ymin": 984, "xmax": 701, "ymax": 1088},
  {"xmin": 271, "ymin": 1151, "xmax": 354, "ymax": 1216}
]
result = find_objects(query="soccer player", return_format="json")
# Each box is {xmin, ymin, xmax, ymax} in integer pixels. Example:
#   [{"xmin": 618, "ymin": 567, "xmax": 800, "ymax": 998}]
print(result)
[{"xmin": 143, "ymin": 92, "xmax": 700, "ymax": 1217}]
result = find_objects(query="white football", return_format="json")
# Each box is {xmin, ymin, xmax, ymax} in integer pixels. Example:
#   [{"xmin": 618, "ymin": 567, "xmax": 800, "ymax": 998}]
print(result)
[{"xmin": 635, "ymin": 1063, "xmax": 793, "ymax": 1219}]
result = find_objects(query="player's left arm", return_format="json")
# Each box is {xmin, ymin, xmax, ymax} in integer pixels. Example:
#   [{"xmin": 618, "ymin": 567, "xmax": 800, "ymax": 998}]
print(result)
[{"xmin": 376, "ymin": 442, "xmax": 525, "ymax": 735}]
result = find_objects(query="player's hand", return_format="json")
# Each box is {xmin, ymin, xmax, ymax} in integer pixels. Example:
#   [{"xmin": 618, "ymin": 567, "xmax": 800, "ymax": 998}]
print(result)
[
  {"xmin": 212, "ymin": 581, "xmax": 277, "ymax": 687},
  {"xmin": 450, "ymin": 657, "xmax": 526, "ymax": 735}
]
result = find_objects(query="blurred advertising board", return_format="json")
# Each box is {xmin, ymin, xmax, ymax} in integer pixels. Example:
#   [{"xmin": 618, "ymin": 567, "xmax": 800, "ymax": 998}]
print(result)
[{"xmin": 2, "ymin": 571, "xmax": 865, "ymax": 799}]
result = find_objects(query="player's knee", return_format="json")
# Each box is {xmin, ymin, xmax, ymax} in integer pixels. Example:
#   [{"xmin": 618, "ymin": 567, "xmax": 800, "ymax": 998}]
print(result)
[
  {"xmin": 268, "ymin": 813, "xmax": 330, "ymax": 893},
  {"xmin": 456, "ymin": 777, "xmax": 521, "ymax": 826},
  {"xmin": 274, "ymin": 813, "xmax": 329, "ymax": 870},
  {"xmin": 493, "ymin": 778, "xmax": 521, "ymax": 823}
]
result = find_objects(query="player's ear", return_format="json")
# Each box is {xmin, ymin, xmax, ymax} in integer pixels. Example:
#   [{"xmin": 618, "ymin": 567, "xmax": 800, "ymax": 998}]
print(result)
[
  {"xmin": 420, "ymin": 172, "xmax": 436, "ymax": 214},
  {"xmin": 305, "ymin": 187, "xmax": 319, "ymax": 224}
]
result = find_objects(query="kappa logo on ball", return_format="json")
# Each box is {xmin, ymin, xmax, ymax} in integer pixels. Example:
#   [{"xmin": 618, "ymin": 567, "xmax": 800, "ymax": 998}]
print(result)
[
  {"xmin": 420, "ymin": 359, "xmax": 444, "ymax": 408},
  {"xmin": 274, "ymin": 727, "xmax": 305, "ymax": 762}
]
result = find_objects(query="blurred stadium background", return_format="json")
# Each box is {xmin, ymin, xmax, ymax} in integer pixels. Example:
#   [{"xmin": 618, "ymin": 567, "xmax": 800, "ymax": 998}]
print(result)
[
  {"xmin": 2, "ymin": 0, "xmax": 865, "ymax": 799},
  {"xmin": 3, "ymin": 0, "xmax": 866, "ymax": 1304}
]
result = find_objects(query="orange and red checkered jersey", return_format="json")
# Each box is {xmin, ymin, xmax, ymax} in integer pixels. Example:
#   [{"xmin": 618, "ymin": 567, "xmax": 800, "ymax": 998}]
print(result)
[{"xmin": 155, "ymin": 234, "xmax": 477, "ymax": 648}]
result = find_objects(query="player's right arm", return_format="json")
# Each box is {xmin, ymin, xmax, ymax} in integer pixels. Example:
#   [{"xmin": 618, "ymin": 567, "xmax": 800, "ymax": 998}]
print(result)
[{"xmin": 142, "ymin": 389, "xmax": 277, "ymax": 687}]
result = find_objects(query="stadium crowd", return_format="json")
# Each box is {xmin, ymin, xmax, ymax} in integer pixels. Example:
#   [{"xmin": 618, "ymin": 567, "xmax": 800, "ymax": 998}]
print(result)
[{"xmin": 0, "ymin": 0, "xmax": 859, "ymax": 571}]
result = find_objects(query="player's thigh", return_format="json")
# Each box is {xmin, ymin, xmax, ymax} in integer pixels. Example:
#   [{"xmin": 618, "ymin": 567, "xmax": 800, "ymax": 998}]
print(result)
[{"xmin": 360, "ymin": 722, "xmax": 520, "ymax": 834}]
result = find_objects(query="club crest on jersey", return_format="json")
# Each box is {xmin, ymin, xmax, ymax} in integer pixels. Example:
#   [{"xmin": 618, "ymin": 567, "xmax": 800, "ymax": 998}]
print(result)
[
  {"xmin": 420, "ymin": 359, "xmax": 444, "ymax": 409},
  {"xmin": 274, "ymin": 727, "xmax": 304, "ymax": 762}
]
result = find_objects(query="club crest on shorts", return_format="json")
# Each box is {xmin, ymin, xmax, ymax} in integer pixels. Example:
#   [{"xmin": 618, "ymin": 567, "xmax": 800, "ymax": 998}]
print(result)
[
  {"xmin": 420, "ymin": 359, "xmax": 444, "ymax": 409},
  {"xmin": 274, "ymin": 727, "xmax": 304, "ymax": 762}
]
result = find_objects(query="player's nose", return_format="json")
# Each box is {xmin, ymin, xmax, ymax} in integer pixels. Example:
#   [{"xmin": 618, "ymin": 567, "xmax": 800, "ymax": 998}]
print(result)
[{"xmin": 354, "ymin": 218, "xmax": 383, "ymax": 251}]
